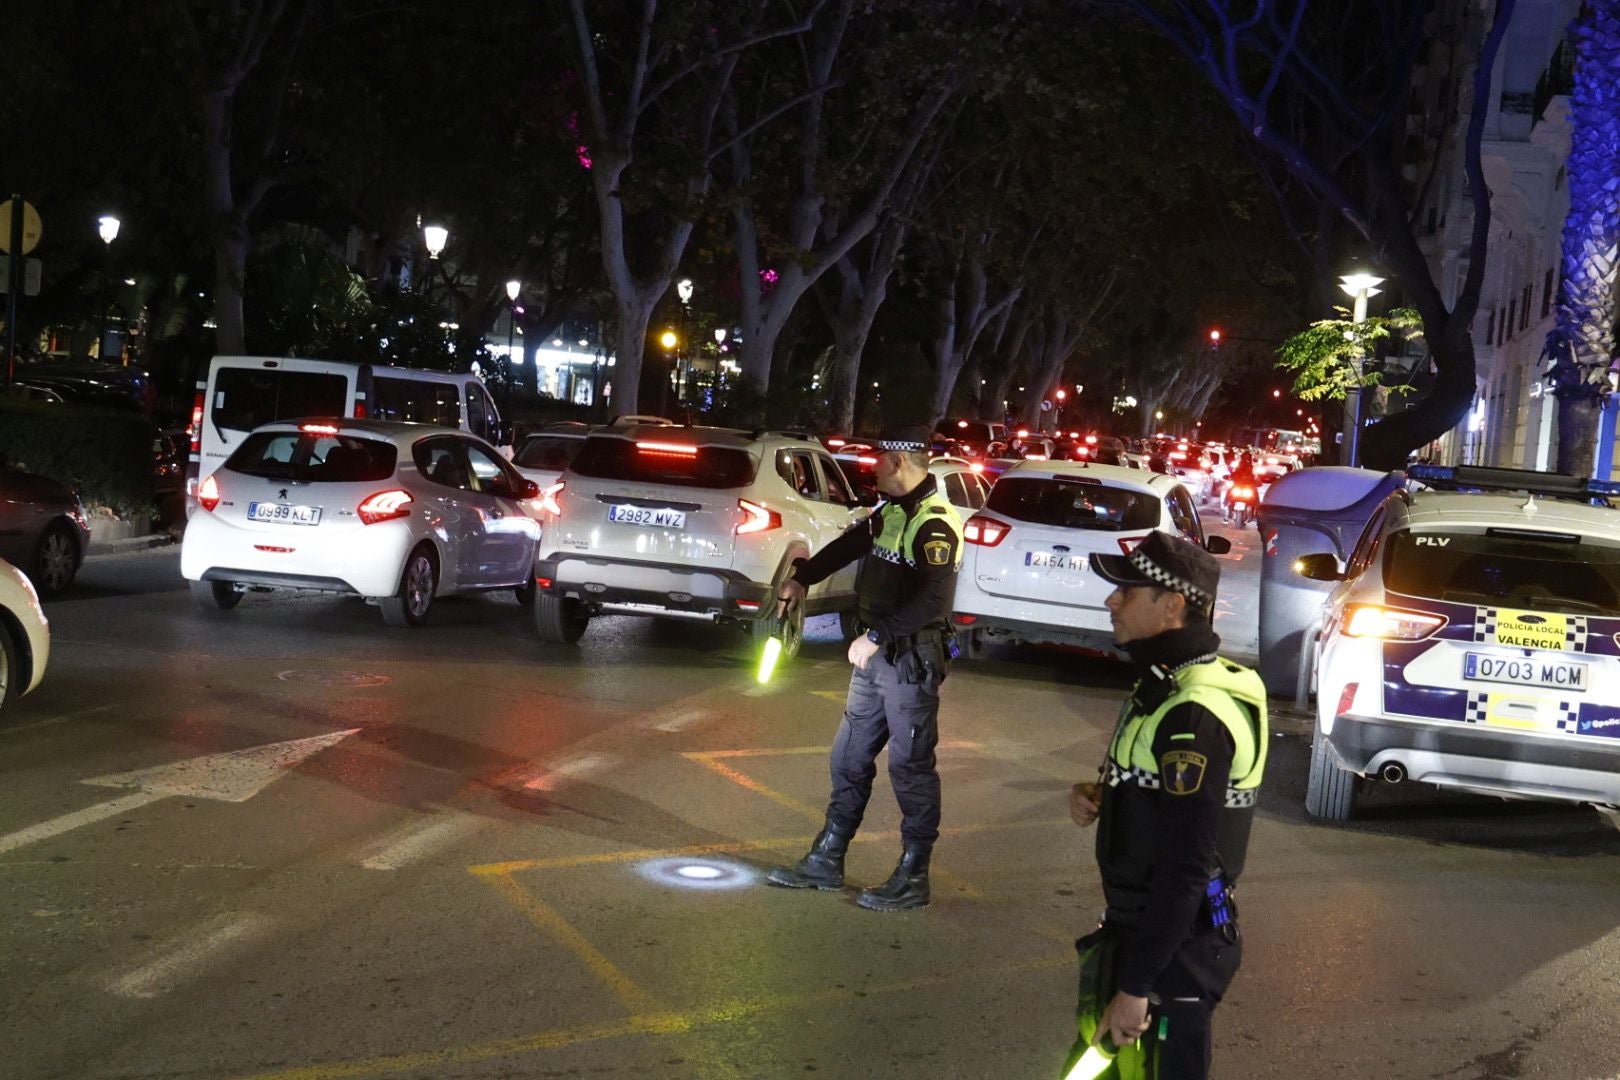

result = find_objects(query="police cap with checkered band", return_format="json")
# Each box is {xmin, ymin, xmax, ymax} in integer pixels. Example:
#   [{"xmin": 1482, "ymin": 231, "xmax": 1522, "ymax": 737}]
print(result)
[
  {"xmin": 875, "ymin": 423, "xmax": 934, "ymax": 454},
  {"xmin": 1091, "ymin": 530, "xmax": 1220, "ymax": 606}
]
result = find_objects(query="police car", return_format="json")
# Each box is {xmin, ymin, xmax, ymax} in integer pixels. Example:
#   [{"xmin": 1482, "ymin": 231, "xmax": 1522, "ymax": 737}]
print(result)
[{"xmin": 1295, "ymin": 464, "xmax": 1620, "ymax": 821}]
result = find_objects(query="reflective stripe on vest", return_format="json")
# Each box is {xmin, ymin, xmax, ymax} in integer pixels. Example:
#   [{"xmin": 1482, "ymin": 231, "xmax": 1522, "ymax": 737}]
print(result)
[
  {"xmin": 872, "ymin": 489, "xmax": 964, "ymax": 570},
  {"xmin": 1106, "ymin": 657, "xmax": 1269, "ymax": 808}
]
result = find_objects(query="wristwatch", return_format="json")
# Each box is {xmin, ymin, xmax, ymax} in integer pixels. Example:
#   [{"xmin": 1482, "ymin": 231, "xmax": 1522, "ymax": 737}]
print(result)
[{"xmin": 866, "ymin": 629, "xmax": 882, "ymax": 645}]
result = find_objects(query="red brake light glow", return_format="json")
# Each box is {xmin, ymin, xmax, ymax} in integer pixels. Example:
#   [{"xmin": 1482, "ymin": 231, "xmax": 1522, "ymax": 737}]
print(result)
[
  {"xmin": 1342, "ymin": 604, "xmax": 1447, "ymax": 641},
  {"xmin": 963, "ymin": 514, "xmax": 1008, "ymax": 547},
  {"xmin": 857, "ymin": 455, "xmax": 877, "ymax": 466},
  {"xmin": 637, "ymin": 440, "xmax": 698, "ymax": 457},
  {"xmin": 1336, "ymin": 682, "xmax": 1359, "ymax": 718},
  {"xmin": 952, "ymin": 613, "xmax": 979, "ymax": 625},
  {"xmin": 197, "ymin": 473, "xmax": 221, "ymax": 513},
  {"xmin": 357, "ymin": 489, "xmax": 413, "ymax": 525},
  {"xmin": 736, "ymin": 499, "xmax": 782, "ymax": 535},
  {"xmin": 353, "ymin": 400, "xmax": 367, "ymax": 419},
  {"xmin": 1085, "ymin": 435, "xmax": 1097, "ymax": 444},
  {"xmin": 1117, "ymin": 535, "xmax": 1149, "ymax": 555},
  {"xmin": 828, "ymin": 438, "xmax": 846, "ymax": 447},
  {"xmin": 957, "ymin": 420, "xmax": 968, "ymax": 428},
  {"xmin": 189, "ymin": 391, "xmax": 204, "ymax": 455},
  {"xmin": 537, "ymin": 481, "xmax": 565, "ymax": 515},
  {"xmin": 301, "ymin": 423, "xmax": 340, "ymax": 435},
  {"xmin": 969, "ymin": 462, "xmax": 984, "ymax": 474}
]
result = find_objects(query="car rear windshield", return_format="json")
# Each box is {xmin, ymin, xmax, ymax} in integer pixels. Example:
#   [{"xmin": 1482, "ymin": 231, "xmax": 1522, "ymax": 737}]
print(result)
[
  {"xmin": 986, "ymin": 476, "xmax": 1160, "ymax": 531},
  {"xmin": 514, "ymin": 434, "xmax": 585, "ymax": 471},
  {"xmin": 1384, "ymin": 529, "xmax": 1620, "ymax": 616},
  {"xmin": 569, "ymin": 435, "xmax": 757, "ymax": 489},
  {"xmin": 224, "ymin": 432, "xmax": 397, "ymax": 483},
  {"xmin": 212, "ymin": 368, "xmax": 350, "ymax": 434}
]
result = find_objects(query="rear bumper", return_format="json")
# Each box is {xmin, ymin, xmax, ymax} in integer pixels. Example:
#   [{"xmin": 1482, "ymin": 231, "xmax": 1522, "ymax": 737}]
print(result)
[
  {"xmin": 1327, "ymin": 713, "xmax": 1620, "ymax": 805},
  {"xmin": 534, "ymin": 553, "xmax": 771, "ymax": 620},
  {"xmin": 181, "ymin": 513, "xmax": 412, "ymax": 597},
  {"xmin": 951, "ymin": 611, "xmax": 1121, "ymax": 654},
  {"xmin": 952, "ymin": 582, "xmax": 1117, "ymax": 652}
]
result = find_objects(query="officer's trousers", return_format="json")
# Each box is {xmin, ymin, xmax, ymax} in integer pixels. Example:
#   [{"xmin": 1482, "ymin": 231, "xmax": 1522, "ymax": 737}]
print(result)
[
  {"xmin": 823, "ymin": 647, "xmax": 943, "ymax": 848},
  {"xmin": 1134, "ymin": 925, "xmax": 1243, "ymax": 1080}
]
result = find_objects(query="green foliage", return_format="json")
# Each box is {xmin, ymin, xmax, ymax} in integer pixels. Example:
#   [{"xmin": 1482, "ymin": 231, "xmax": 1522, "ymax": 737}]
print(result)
[
  {"xmin": 0, "ymin": 401, "xmax": 155, "ymax": 519},
  {"xmin": 1275, "ymin": 307, "xmax": 1423, "ymax": 402}
]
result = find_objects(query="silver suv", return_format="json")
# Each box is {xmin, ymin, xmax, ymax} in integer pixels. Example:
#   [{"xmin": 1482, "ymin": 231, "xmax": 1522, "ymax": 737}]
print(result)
[{"xmin": 531, "ymin": 425, "xmax": 872, "ymax": 652}]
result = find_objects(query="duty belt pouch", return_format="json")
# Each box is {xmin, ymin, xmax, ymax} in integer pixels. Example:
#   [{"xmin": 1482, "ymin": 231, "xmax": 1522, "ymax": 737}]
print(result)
[{"xmin": 1069, "ymin": 925, "xmax": 1156, "ymax": 1080}]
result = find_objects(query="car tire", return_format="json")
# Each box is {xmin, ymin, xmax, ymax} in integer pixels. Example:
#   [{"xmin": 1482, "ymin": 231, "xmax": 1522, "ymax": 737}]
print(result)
[
  {"xmin": 32, "ymin": 522, "xmax": 80, "ymax": 597},
  {"xmin": 534, "ymin": 592, "xmax": 589, "ymax": 644},
  {"xmin": 189, "ymin": 579, "xmax": 243, "ymax": 611},
  {"xmin": 752, "ymin": 593, "xmax": 805, "ymax": 660},
  {"xmin": 1304, "ymin": 723, "xmax": 1359, "ymax": 822},
  {"xmin": 0, "ymin": 624, "xmax": 18, "ymax": 715},
  {"xmin": 380, "ymin": 545, "xmax": 438, "ymax": 628},
  {"xmin": 514, "ymin": 575, "xmax": 537, "ymax": 607}
]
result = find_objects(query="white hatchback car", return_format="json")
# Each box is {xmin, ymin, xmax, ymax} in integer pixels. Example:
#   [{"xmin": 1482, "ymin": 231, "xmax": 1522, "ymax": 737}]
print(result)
[
  {"xmin": 531, "ymin": 425, "xmax": 869, "ymax": 652},
  {"xmin": 181, "ymin": 419, "xmax": 543, "ymax": 626},
  {"xmin": 951, "ymin": 461, "xmax": 1228, "ymax": 655},
  {"xmin": 1296, "ymin": 464, "xmax": 1620, "ymax": 822},
  {"xmin": 0, "ymin": 557, "xmax": 50, "ymax": 715}
]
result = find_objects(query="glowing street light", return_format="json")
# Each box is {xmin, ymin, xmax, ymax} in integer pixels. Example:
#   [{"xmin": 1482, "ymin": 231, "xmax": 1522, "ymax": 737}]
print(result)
[
  {"xmin": 677, "ymin": 278, "xmax": 694, "ymax": 304},
  {"xmin": 423, "ymin": 223, "xmax": 448, "ymax": 259},
  {"xmin": 1339, "ymin": 270, "xmax": 1384, "ymax": 466},
  {"xmin": 660, "ymin": 330, "xmax": 679, "ymax": 350},
  {"xmin": 97, "ymin": 214, "xmax": 121, "ymax": 245},
  {"xmin": 715, "ymin": 327, "xmax": 727, "ymax": 346},
  {"xmin": 504, "ymin": 279, "xmax": 522, "ymax": 379},
  {"xmin": 97, "ymin": 214, "xmax": 122, "ymax": 361}
]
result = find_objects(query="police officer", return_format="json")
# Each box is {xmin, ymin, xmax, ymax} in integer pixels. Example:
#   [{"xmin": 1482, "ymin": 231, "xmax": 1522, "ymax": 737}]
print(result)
[
  {"xmin": 1065, "ymin": 531, "xmax": 1267, "ymax": 1079},
  {"xmin": 766, "ymin": 424, "xmax": 963, "ymax": 912}
]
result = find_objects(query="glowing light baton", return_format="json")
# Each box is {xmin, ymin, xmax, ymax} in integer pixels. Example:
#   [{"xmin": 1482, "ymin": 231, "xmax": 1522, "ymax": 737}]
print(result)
[
  {"xmin": 1061, "ymin": 1038, "xmax": 1116, "ymax": 1080},
  {"xmin": 756, "ymin": 599, "xmax": 796, "ymax": 684}
]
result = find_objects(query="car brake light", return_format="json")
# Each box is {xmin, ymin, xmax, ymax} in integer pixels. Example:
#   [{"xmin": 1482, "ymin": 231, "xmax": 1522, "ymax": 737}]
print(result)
[
  {"xmin": 538, "ymin": 481, "xmax": 564, "ymax": 515},
  {"xmin": 1117, "ymin": 535, "xmax": 1148, "ymax": 555},
  {"xmin": 197, "ymin": 473, "xmax": 221, "ymax": 513},
  {"xmin": 1342, "ymin": 604, "xmax": 1447, "ymax": 641},
  {"xmin": 637, "ymin": 440, "xmax": 698, "ymax": 456},
  {"xmin": 1231, "ymin": 486, "xmax": 1256, "ymax": 500},
  {"xmin": 827, "ymin": 438, "xmax": 846, "ymax": 447},
  {"xmin": 1085, "ymin": 435, "xmax": 1097, "ymax": 444},
  {"xmin": 969, "ymin": 462, "xmax": 984, "ymax": 473},
  {"xmin": 736, "ymin": 499, "xmax": 782, "ymax": 535},
  {"xmin": 353, "ymin": 400, "xmax": 367, "ymax": 419},
  {"xmin": 736, "ymin": 599, "xmax": 762, "ymax": 611},
  {"xmin": 964, "ymin": 514, "xmax": 1008, "ymax": 546},
  {"xmin": 536, "ymin": 576, "xmax": 553, "ymax": 589},
  {"xmin": 1336, "ymin": 682, "xmax": 1359, "ymax": 718},
  {"xmin": 952, "ymin": 613, "xmax": 978, "ymax": 625},
  {"xmin": 857, "ymin": 455, "xmax": 877, "ymax": 466},
  {"xmin": 357, "ymin": 489, "xmax": 413, "ymax": 525},
  {"xmin": 189, "ymin": 390, "xmax": 204, "ymax": 455},
  {"xmin": 301, "ymin": 423, "xmax": 340, "ymax": 435},
  {"xmin": 1016, "ymin": 429, "xmax": 1030, "ymax": 438},
  {"xmin": 957, "ymin": 420, "xmax": 969, "ymax": 428}
]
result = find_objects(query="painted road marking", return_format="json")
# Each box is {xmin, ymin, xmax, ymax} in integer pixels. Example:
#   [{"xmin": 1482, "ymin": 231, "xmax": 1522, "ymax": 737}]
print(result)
[
  {"xmin": 108, "ymin": 912, "xmax": 273, "ymax": 999},
  {"xmin": 650, "ymin": 708, "xmax": 709, "ymax": 733},
  {"xmin": 0, "ymin": 702, "xmax": 120, "ymax": 737},
  {"xmin": 0, "ymin": 729, "xmax": 360, "ymax": 857},
  {"xmin": 521, "ymin": 753, "xmax": 615, "ymax": 791},
  {"xmin": 357, "ymin": 809, "xmax": 484, "ymax": 871}
]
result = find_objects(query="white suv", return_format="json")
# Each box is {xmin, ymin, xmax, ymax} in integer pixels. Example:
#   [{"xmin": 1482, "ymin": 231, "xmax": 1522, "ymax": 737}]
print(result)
[
  {"xmin": 951, "ymin": 461, "xmax": 1227, "ymax": 655},
  {"xmin": 530, "ymin": 426, "xmax": 871, "ymax": 651}
]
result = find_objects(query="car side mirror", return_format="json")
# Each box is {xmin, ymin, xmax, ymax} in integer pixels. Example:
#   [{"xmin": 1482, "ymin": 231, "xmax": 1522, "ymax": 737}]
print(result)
[
  {"xmin": 1204, "ymin": 535, "xmax": 1232, "ymax": 555},
  {"xmin": 518, "ymin": 478, "xmax": 541, "ymax": 499},
  {"xmin": 1293, "ymin": 552, "xmax": 1343, "ymax": 581}
]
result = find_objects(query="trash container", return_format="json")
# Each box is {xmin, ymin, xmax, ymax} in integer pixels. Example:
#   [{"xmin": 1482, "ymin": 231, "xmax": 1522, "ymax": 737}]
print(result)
[{"xmin": 1255, "ymin": 468, "xmax": 1406, "ymax": 698}]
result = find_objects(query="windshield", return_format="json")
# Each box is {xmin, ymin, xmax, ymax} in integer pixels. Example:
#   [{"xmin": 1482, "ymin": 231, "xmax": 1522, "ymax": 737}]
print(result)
[
  {"xmin": 224, "ymin": 431, "xmax": 397, "ymax": 483},
  {"xmin": 212, "ymin": 368, "xmax": 350, "ymax": 435},
  {"xmin": 515, "ymin": 434, "xmax": 586, "ymax": 471},
  {"xmin": 569, "ymin": 436, "xmax": 757, "ymax": 489},
  {"xmin": 986, "ymin": 476, "xmax": 1160, "ymax": 531},
  {"xmin": 1384, "ymin": 529, "xmax": 1620, "ymax": 616}
]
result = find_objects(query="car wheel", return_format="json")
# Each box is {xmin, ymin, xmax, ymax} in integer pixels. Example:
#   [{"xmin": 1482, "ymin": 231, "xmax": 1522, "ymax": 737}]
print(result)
[
  {"xmin": 838, "ymin": 609, "xmax": 860, "ymax": 644},
  {"xmin": 189, "ymin": 579, "xmax": 242, "ymax": 610},
  {"xmin": 32, "ymin": 522, "xmax": 80, "ymax": 597},
  {"xmin": 380, "ymin": 545, "xmax": 438, "ymax": 627},
  {"xmin": 1304, "ymin": 723, "xmax": 1359, "ymax": 822},
  {"xmin": 0, "ymin": 625, "xmax": 18, "ymax": 715},
  {"xmin": 751, "ymin": 592, "xmax": 805, "ymax": 660},
  {"xmin": 534, "ymin": 592, "xmax": 589, "ymax": 644},
  {"xmin": 514, "ymin": 575, "xmax": 537, "ymax": 607}
]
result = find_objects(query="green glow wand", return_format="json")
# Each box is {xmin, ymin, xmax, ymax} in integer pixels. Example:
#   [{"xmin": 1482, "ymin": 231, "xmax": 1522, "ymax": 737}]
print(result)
[{"xmin": 756, "ymin": 599, "xmax": 796, "ymax": 684}]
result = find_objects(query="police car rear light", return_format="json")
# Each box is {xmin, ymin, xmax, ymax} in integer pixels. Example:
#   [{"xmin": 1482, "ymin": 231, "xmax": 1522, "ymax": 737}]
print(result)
[
  {"xmin": 736, "ymin": 499, "xmax": 781, "ymax": 535},
  {"xmin": 964, "ymin": 515, "xmax": 1008, "ymax": 547},
  {"xmin": 1336, "ymin": 682, "xmax": 1359, "ymax": 718},
  {"xmin": 952, "ymin": 613, "xmax": 978, "ymax": 625},
  {"xmin": 1342, "ymin": 604, "xmax": 1447, "ymax": 641},
  {"xmin": 535, "ymin": 577, "xmax": 553, "ymax": 589}
]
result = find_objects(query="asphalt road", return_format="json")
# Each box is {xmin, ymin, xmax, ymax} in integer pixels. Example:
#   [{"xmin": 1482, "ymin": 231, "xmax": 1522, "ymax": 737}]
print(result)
[{"xmin": 3, "ymin": 519, "xmax": 1619, "ymax": 1079}]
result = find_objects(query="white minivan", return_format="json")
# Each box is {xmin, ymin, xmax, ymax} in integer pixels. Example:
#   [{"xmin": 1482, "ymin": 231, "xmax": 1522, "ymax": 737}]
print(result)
[{"xmin": 186, "ymin": 356, "xmax": 507, "ymax": 504}]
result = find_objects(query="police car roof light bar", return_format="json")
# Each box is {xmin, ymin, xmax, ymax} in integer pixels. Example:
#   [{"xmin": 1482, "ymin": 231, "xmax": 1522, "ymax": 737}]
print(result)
[{"xmin": 1407, "ymin": 464, "xmax": 1614, "ymax": 502}]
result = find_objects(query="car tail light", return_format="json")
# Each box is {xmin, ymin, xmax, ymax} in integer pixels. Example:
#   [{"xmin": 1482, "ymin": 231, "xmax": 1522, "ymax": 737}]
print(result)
[
  {"xmin": 736, "ymin": 599, "xmax": 762, "ymax": 612},
  {"xmin": 1085, "ymin": 435, "xmax": 1097, "ymax": 444},
  {"xmin": 963, "ymin": 514, "xmax": 1008, "ymax": 547},
  {"xmin": 536, "ymin": 576, "xmax": 553, "ymax": 589},
  {"xmin": 952, "ymin": 613, "xmax": 978, "ymax": 625},
  {"xmin": 538, "ymin": 481, "xmax": 564, "ymax": 515},
  {"xmin": 957, "ymin": 421, "xmax": 969, "ymax": 429},
  {"xmin": 1231, "ymin": 485, "xmax": 1256, "ymax": 501},
  {"xmin": 1117, "ymin": 535, "xmax": 1148, "ymax": 554},
  {"xmin": 353, "ymin": 399, "xmax": 367, "ymax": 419},
  {"xmin": 637, "ymin": 440, "xmax": 698, "ymax": 457},
  {"xmin": 189, "ymin": 390, "xmax": 204, "ymax": 455},
  {"xmin": 1336, "ymin": 682, "xmax": 1359, "ymax": 718},
  {"xmin": 197, "ymin": 473, "xmax": 221, "ymax": 513},
  {"xmin": 969, "ymin": 462, "xmax": 984, "ymax": 474},
  {"xmin": 827, "ymin": 438, "xmax": 847, "ymax": 447},
  {"xmin": 357, "ymin": 489, "xmax": 413, "ymax": 525},
  {"xmin": 736, "ymin": 499, "xmax": 782, "ymax": 535},
  {"xmin": 301, "ymin": 422, "xmax": 340, "ymax": 435},
  {"xmin": 1342, "ymin": 604, "xmax": 1447, "ymax": 641},
  {"xmin": 857, "ymin": 455, "xmax": 877, "ymax": 466}
]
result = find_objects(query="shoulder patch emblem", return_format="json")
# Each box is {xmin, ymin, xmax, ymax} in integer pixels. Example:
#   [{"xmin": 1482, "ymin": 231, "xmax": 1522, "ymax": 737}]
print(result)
[
  {"xmin": 924, "ymin": 539, "xmax": 953, "ymax": 566},
  {"xmin": 1161, "ymin": 750, "xmax": 1208, "ymax": 796},
  {"xmin": 930, "ymin": 505, "xmax": 949, "ymax": 514}
]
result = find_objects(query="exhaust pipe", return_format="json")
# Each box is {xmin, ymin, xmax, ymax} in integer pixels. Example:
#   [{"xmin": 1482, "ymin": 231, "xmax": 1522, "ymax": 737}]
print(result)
[{"xmin": 1379, "ymin": 761, "xmax": 1406, "ymax": 784}]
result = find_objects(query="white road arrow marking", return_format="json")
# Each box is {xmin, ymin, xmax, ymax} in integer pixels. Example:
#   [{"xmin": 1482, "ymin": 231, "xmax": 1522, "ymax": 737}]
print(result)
[{"xmin": 0, "ymin": 729, "xmax": 360, "ymax": 857}]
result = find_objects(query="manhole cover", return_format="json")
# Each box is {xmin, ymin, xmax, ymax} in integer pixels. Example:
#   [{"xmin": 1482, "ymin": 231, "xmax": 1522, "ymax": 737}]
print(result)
[{"xmin": 275, "ymin": 670, "xmax": 391, "ymax": 688}]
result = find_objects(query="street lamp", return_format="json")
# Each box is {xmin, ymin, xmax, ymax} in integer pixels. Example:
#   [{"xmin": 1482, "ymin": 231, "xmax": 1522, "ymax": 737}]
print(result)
[
  {"xmin": 1339, "ymin": 271, "xmax": 1385, "ymax": 466},
  {"xmin": 660, "ymin": 329, "xmax": 678, "ymax": 351},
  {"xmin": 97, "ymin": 214, "xmax": 120, "ymax": 362},
  {"xmin": 675, "ymin": 279, "xmax": 694, "ymax": 407},
  {"xmin": 504, "ymin": 279, "xmax": 521, "ymax": 392},
  {"xmin": 423, "ymin": 224, "xmax": 448, "ymax": 259}
]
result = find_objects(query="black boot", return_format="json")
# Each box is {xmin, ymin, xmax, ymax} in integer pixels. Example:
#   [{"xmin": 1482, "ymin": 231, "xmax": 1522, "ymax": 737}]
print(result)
[
  {"xmin": 857, "ymin": 845, "xmax": 931, "ymax": 911},
  {"xmin": 766, "ymin": 824, "xmax": 851, "ymax": 890}
]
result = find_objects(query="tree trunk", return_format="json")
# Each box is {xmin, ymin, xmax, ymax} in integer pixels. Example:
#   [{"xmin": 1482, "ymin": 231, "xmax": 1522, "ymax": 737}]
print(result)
[
  {"xmin": 1361, "ymin": 315, "xmax": 1477, "ymax": 470},
  {"xmin": 609, "ymin": 292, "xmax": 652, "ymax": 418},
  {"xmin": 202, "ymin": 88, "xmax": 246, "ymax": 356}
]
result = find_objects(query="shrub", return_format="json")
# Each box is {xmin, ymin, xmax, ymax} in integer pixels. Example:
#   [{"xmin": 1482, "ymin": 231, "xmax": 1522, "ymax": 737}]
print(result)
[{"xmin": 0, "ymin": 400, "xmax": 155, "ymax": 520}]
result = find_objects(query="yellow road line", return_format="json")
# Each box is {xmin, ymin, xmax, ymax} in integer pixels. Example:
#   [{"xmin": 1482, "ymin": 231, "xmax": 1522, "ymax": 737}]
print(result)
[
  {"xmin": 233, "ymin": 954, "xmax": 1072, "ymax": 1080},
  {"xmin": 683, "ymin": 753, "xmax": 825, "ymax": 821},
  {"xmin": 476, "ymin": 870, "xmax": 660, "ymax": 1016}
]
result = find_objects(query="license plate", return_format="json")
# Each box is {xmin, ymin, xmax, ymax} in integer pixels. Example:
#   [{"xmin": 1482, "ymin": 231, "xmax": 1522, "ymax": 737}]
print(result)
[
  {"xmin": 248, "ymin": 501, "xmax": 322, "ymax": 526},
  {"xmin": 1025, "ymin": 551, "xmax": 1087, "ymax": 572},
  {"xmin": 608, "ymin": 504, "xmax": 687, "ymax": 529},
  {"xmin": 1463, "ymin": 652, "xmax": 1588, "ymax": 692}
]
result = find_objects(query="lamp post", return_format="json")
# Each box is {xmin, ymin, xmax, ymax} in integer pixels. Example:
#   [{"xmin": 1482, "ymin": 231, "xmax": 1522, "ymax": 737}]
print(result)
[
  {"xmin": 505, "ymin": 279, "xmax": 521, "ymax": 394},
  {"xmin": 676, "ymin": 278, "xmax": 694, "ymax": 407},
  {"xmin": 97, "ymin": 214, "xmax": 120, "ymax": 361},
  {"xmin": 1339, "ymin": 271, "xmax": 1385, "ymax": 467}
]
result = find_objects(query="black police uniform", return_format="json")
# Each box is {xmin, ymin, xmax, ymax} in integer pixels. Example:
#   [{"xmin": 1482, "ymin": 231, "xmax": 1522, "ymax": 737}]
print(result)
[{"xmin": 764, "ymin": 431, "xmax": 962, "ymax": 912}]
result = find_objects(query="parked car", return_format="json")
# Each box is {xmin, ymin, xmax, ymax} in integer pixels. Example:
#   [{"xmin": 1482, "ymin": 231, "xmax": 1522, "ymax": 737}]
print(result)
[
  {"xmin": 942, "ymin": 418, "xmax": 1009, "ymax": 459},
  {"xmin": 0, "ymin": 460, "xmax": 92, "ymax": 596},
  {"xmin": 929, "ymin": 456, "xmax": 992, "ymax": 514},
  {"xmin": 531, "ymin": 425, "xmax": 869, "ymax": 652},
  {"xmin": 11, "ymin": 360, "xmax": 156, "ymax": 415},
  {"xmin": 951, "ymin": 461, "xmax": 1228, "ymax": 656},
  {"xmin": 181, "ymin": 419, "xmax": 542, "ymax": 626},
  {"xmin": 1295, "ymin": 464, "xmax": 1620, "ymax": 822},
  {"xmin": 0, "ymin": 557, "xmax": 50, "ymax": 715}
]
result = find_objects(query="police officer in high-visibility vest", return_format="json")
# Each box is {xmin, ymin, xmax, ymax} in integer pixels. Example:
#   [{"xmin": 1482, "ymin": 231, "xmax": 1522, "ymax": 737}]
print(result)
[
  {"xmin": 767, "ymin": 424, "xmax": 963, "ymax": 912},
  {"xmin": 1065, "ymin": 531, "xmax": 1266, "ymax": 1079}
]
